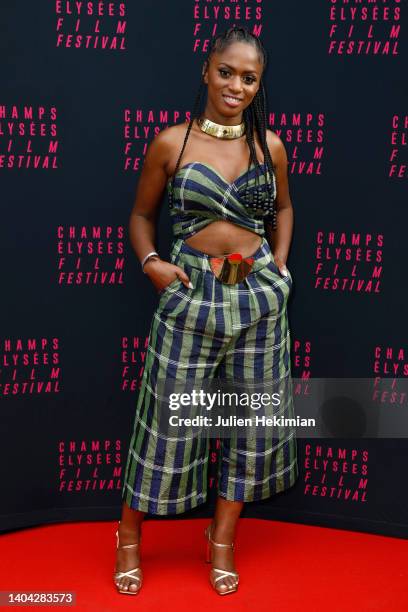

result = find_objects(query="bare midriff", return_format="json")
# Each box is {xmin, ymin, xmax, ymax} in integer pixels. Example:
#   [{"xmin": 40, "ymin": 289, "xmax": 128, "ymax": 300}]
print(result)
[{"xmin": 184, "ymin": 221, "xmax": 262, "ymax": 258}]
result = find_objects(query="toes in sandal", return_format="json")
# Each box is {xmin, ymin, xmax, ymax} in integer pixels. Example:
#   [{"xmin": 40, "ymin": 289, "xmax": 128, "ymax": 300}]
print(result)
[
  {"xmin": 204, "ymin": 524, "xmax": 239, "ymax": 596},
  {"xmin": 114, "ymin": 520, "xmax": 142, "ymax": 595}
]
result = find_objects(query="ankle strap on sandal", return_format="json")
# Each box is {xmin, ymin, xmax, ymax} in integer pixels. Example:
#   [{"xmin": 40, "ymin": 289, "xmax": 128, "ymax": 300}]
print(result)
[
  {"xmin": 206, "ymin": 524, "xmax": 235, "ymax": 550},
  {"xmin": 116, "ymin": 529, "xmax": 141, "ymax": 549},
  {"xmin": 209, "ymin": 535, "xmax": 234, "ymax": 550}
]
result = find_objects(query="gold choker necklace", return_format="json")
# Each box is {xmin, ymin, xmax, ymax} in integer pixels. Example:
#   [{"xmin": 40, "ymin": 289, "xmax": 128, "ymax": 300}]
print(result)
[{"xmin": 197, "ymin": 116, "xmax": 245, "ymax": 140}]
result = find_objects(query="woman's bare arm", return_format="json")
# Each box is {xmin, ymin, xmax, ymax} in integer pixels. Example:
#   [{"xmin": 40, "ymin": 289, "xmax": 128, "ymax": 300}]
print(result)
[
  {"xmin": 264, "ymin": 130, "xmax": 293, "ymax": 275},
  {"xmin": 128, "ymin": 129, "xmax": 171, "ymax": 262},
  {"xmin": 128, "ymin": 128, "xmax": 191, "ymax": 291}
]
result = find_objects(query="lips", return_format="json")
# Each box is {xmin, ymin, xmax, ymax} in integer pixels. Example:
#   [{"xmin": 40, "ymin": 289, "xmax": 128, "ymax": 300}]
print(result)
[{"xmin": 222, "ymin": 94, "xmax": 243, "ymax": 107}]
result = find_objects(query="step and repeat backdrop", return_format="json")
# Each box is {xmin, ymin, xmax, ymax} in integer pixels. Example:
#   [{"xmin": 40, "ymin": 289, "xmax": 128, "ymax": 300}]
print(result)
[{"xmin": 1, "ymin": 1, "xmax": 407, "ymax": 537}]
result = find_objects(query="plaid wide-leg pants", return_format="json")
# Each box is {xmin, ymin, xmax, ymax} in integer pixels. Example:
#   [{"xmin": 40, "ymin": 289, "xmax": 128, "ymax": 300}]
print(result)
[{"xmin": 122, "ymin": 237, "xmax": 299, "ymax": 515}]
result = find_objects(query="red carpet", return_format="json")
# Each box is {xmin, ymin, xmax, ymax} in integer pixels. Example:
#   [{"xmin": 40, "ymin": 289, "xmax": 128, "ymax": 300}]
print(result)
[{"xmin": 1, "ymin": 518, "xmax": 407, "ymax": 611}]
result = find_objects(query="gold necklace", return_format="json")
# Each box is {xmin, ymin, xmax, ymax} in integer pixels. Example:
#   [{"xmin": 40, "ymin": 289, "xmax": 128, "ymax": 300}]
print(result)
[{"xmin": 197, "ymin": 116, "xmax": 245, "ymax": 140}]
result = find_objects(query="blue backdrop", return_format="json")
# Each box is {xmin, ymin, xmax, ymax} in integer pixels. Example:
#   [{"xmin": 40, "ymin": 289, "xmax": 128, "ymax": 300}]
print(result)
[{"xmin": 1, "ymin": 1, "xmax": 407, "ymax": 538}]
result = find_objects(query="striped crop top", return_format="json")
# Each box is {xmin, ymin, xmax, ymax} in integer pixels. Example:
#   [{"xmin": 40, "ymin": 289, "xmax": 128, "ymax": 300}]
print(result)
[{"xmin": 167, "ymin": 161, "xmax": 277, "ymax": 240}]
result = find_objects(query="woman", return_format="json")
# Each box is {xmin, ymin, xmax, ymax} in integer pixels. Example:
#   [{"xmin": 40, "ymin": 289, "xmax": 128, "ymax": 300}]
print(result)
[{"xmin": 114, "ymin": 25, "xmax": 298, "ymax": 596}]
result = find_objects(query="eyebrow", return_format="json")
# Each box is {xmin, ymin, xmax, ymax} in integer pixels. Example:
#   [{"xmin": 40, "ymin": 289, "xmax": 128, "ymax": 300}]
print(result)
[{"xmin": 217, "ymin": 62, "xmax": 258, "ymax": 75}]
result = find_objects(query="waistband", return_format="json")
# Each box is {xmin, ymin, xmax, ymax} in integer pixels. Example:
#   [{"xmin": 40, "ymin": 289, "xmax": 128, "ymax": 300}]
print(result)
[{"xmin": 169, "ymin": 237, "xmax": 273, "ymax": 273}]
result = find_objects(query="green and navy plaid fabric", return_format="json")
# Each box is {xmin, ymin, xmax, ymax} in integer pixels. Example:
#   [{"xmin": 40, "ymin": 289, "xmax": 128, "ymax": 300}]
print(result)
[
  {"xmin": 122, "ymin": 237, "xmax": 299, "ymax": 515},
  {"xmin": 167, "ymin": 161, "xmax": 277, "ymax": 240}
]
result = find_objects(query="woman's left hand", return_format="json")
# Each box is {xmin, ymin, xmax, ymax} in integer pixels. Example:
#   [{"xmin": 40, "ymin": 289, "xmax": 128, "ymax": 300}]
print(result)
[{"xmin": 274, "ymin": 255, "xmax": 289, "ymax": 277}]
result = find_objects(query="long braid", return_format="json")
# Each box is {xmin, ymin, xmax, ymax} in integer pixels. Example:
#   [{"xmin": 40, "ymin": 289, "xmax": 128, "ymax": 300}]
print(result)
[
  {"xmin": 252, "ymin": 82, "xmax": 277, "ymax": 228},
  {"xmin": 169, "ymin": 25, "xmax": 277, "ymax": 230}
]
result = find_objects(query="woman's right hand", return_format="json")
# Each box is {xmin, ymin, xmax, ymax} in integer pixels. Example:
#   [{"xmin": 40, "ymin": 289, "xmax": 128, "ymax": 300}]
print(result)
[{"xmin": 143, "ymin": 258, "xmax": 193, "ymax": 293}]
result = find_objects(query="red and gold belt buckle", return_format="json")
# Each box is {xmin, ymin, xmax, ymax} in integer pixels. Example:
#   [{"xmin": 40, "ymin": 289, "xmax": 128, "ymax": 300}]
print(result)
[{"xmin": 209, "ymin": 252, "xmax": 255, "ymax": 284}]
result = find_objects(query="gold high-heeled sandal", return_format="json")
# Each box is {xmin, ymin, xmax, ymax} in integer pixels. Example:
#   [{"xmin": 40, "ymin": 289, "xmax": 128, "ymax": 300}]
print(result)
[
  {"xmin": 204, "ymin": 524, "xmax": 239, "ymax": 595},
  {"xmin": 113, "ymin": 520, "xmax": 142, "ymax": 595}
]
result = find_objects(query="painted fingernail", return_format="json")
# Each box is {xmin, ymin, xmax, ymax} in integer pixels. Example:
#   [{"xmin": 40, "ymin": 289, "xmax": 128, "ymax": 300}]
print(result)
[
  {"xmin": 281, "ymin": 269, "xmax": 288, "ymax": 277},
  {"xmin": 188, "ymin": 281, "xmax": 194, "ymax": 289}
]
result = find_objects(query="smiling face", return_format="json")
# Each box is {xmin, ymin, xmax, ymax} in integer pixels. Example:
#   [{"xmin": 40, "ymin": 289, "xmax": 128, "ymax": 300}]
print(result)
[{"xmin": 202, "ymin": 41, "xmax": 264, "ymax": 125}]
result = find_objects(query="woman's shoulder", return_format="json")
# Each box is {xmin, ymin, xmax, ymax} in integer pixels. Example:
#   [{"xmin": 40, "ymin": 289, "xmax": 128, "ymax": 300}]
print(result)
[
  {"xmin": 154, "ymin": 121, "xmax": 190, "ymax": 144},
  {"xmin": 265, "ymin": 128, "xmax": 284, "ymax": 148},
  {"xmin": 149, "ymin": 121, "xmax": 190, "ymax": 161},
  {"xmin": 265, "ymin": 129, "xmax": 287, "ymax": 164}
]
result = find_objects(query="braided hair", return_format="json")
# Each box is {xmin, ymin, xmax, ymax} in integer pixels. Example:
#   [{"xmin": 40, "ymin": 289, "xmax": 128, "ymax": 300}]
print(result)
[{"xmin": 168, "ymin": 25, "xmax": 277, "ymax": 230}]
